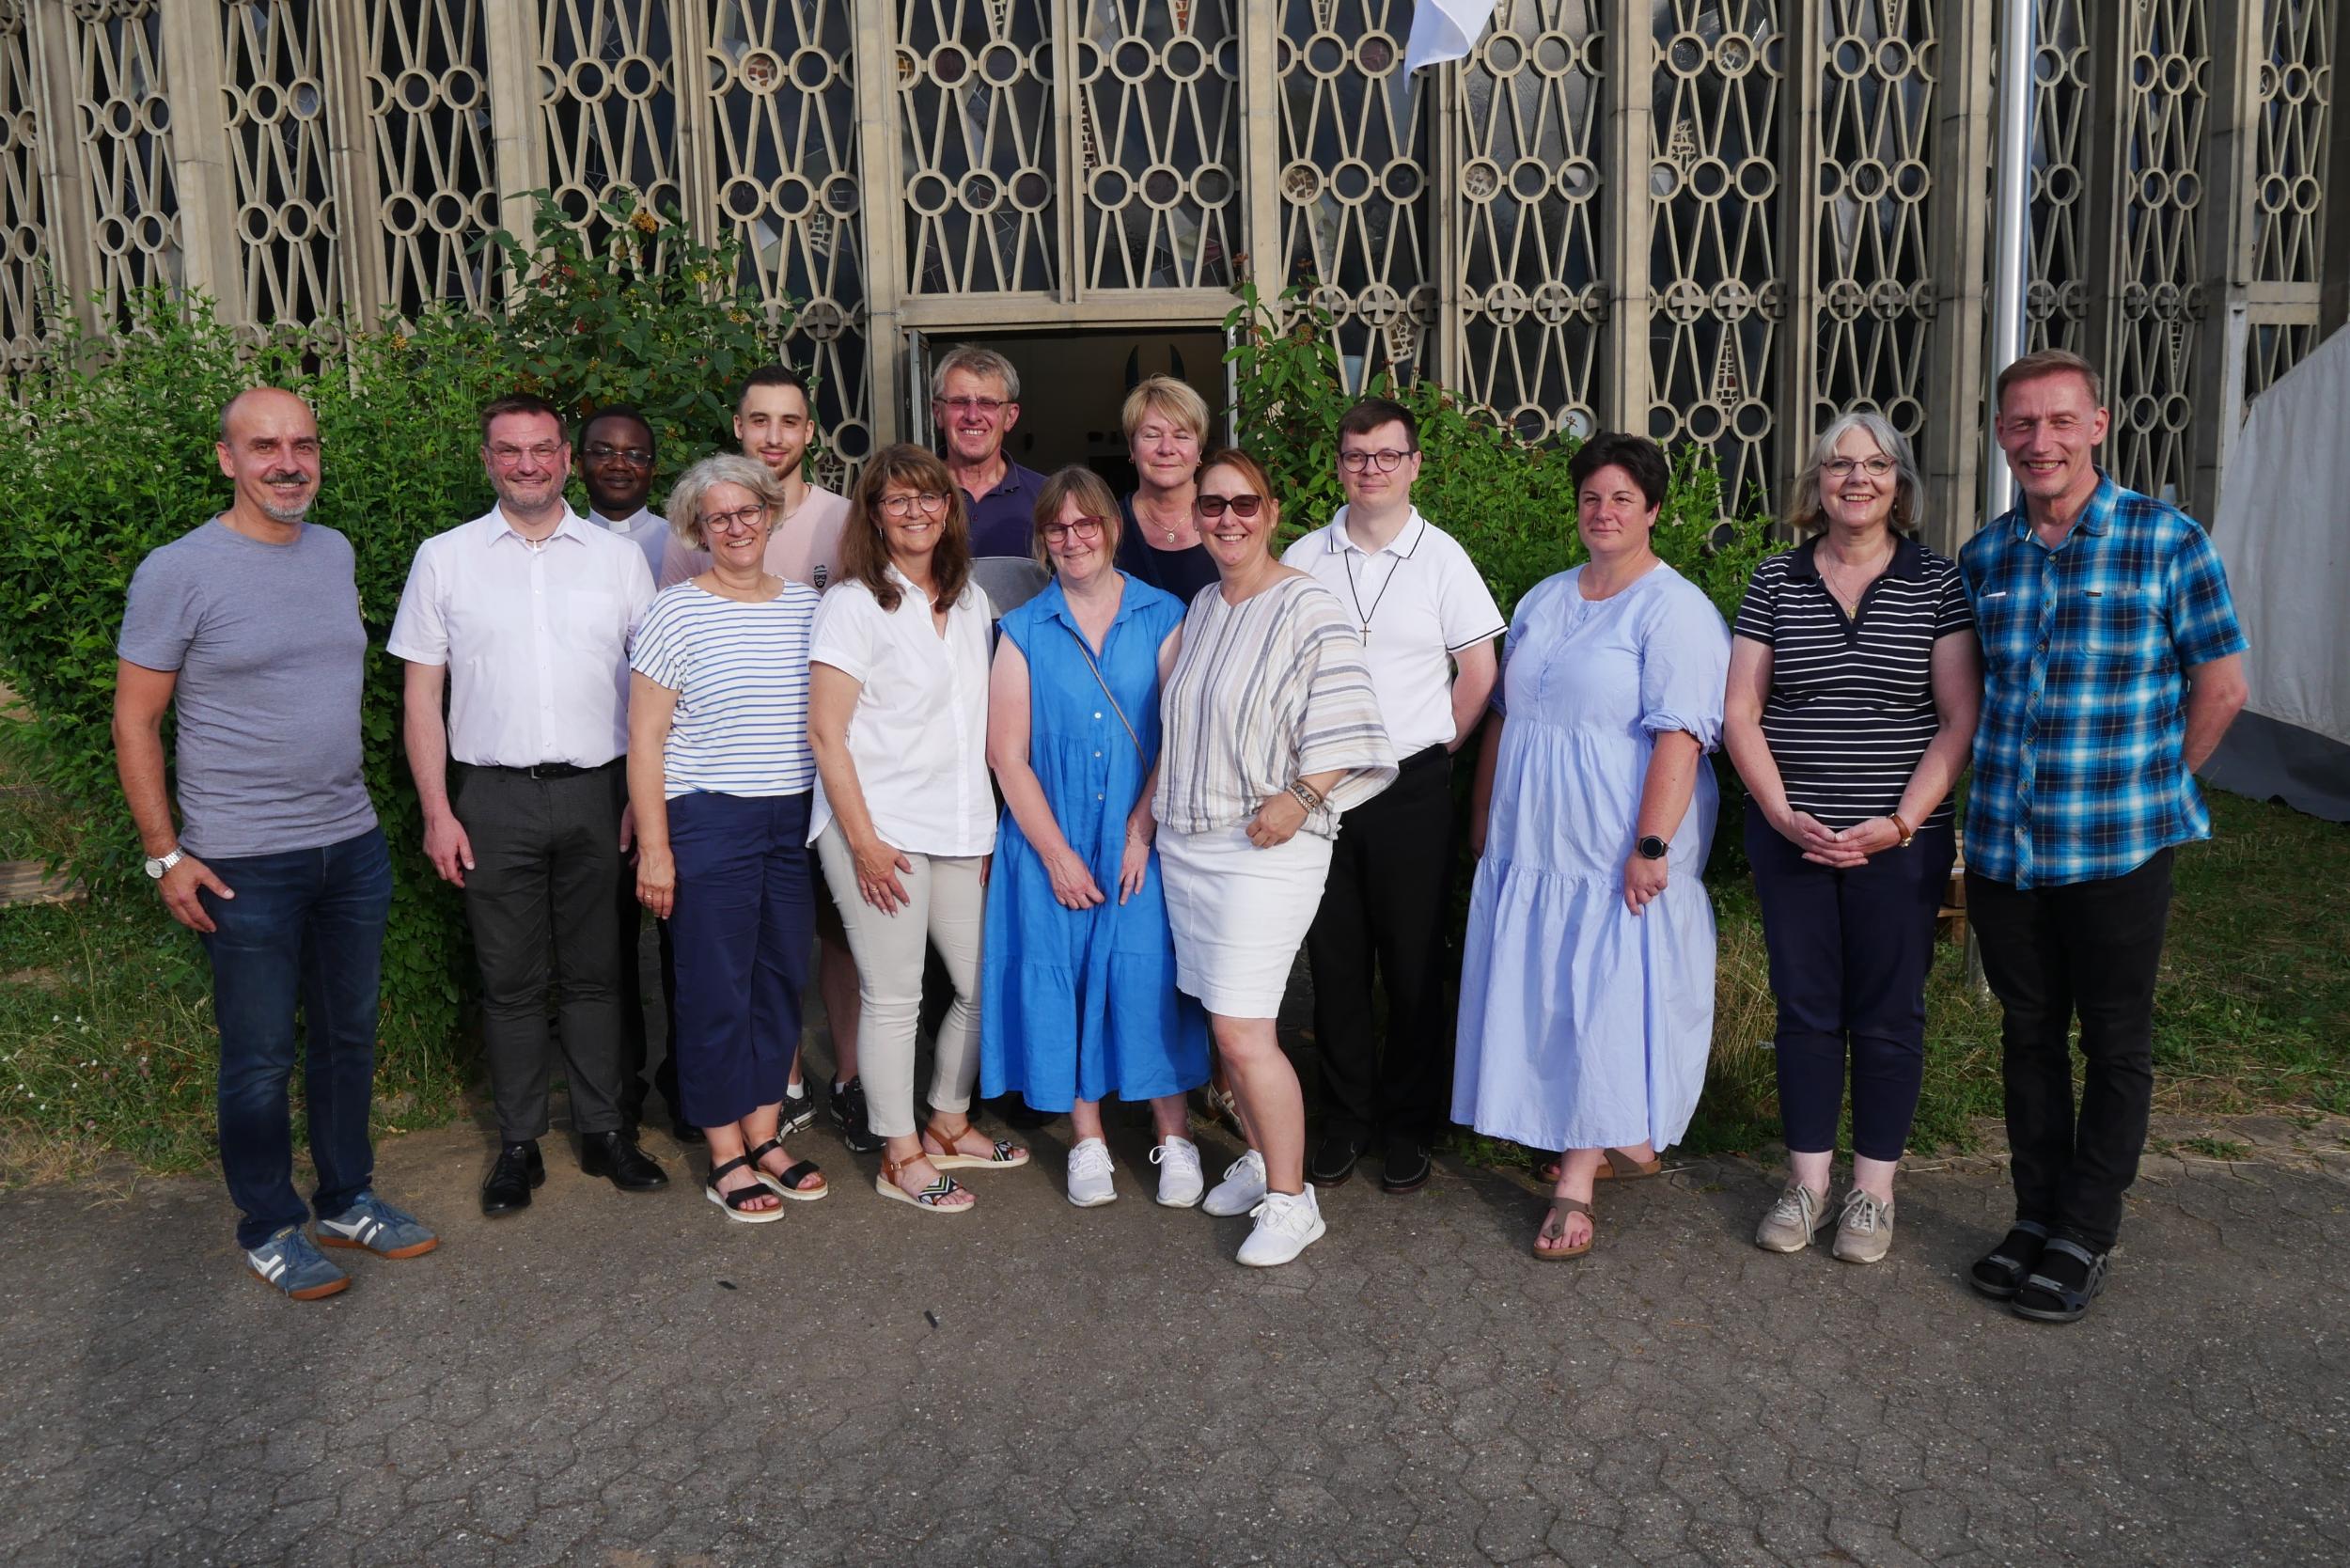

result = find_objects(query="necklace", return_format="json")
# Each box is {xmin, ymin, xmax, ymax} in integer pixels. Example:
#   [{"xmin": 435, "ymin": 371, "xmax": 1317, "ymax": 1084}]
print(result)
[
  {"xmin": 1135, "ymin": 493, "xmax": 1189, "ymax": 546},
  {"xmin": 1817, "ymin": 538, "xmax": 1893, "ymax": 619},
  {"xmin": 1344, "ymin": 549, "xmax": 1401, "ymax": 640}
]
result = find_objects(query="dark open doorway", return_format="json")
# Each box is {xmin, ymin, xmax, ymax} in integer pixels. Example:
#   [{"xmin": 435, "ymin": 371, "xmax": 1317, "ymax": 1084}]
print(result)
[{"xmin": 912, "ymin": 326, "xmax": 1230, "ymax": 490}]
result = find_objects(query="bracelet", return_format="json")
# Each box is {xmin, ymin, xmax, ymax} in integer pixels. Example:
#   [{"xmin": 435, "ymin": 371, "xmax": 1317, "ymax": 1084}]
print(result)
[
  {"xmin": 1887, "ymin": 812, "xmax": 1915, "ymax": 848},
  {"xmin": 1287, "ymin": 780, "xmax": 1324, "ymax": 814}
]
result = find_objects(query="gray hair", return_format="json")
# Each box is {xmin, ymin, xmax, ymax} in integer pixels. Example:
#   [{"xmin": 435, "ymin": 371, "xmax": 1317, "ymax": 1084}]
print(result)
[
  {"xmin": 1784, "ymin": 411, "xmax": 1926, "ymax": 536},
  {"xmin": 665, "ymin": 452, "xmax": 783, "ymax": 550},
  {"xmin": 930, "ymin": 343, "xmax": 1020, "ymax": 402}
]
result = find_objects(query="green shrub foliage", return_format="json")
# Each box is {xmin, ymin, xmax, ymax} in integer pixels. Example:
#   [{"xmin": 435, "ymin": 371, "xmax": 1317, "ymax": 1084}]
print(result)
[{"xmin": 0, "ymin": 200, "xmax": 783, "ymax": 1121}]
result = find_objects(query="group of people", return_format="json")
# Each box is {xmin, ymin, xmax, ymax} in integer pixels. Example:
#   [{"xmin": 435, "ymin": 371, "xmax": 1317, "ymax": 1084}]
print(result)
[{"xmin": 115, "ymin": 343, "xmax": 2245, "ymax": 1323}]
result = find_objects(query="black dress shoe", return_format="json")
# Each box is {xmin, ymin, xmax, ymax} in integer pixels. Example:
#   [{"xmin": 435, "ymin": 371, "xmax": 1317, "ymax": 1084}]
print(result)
[
  {"xmin": 481, "ymin": 1140, "xmax": 544, "ymax": 1216},
  {"xmin": 1308, "ymin": 1133, "xmax": 1366, "ymax": 1188},
  {"xmin": 580, "ymin": 1129, "xmax": 669, "ymax": 1192},
  {"xmin": 1380, "ymin": 1138, "xmax": 1434, "ymax": 1195}
]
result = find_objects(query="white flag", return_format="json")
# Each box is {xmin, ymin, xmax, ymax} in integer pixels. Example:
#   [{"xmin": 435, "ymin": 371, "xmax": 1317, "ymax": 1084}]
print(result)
[{"xmin": 1402, "ymin": 0, "xmax": 1499, "ymax": 73}]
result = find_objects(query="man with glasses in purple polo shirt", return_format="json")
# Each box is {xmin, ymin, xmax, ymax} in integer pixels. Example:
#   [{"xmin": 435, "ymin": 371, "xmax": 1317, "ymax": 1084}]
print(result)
[{"xmin": 932, "ymin": 344, "xmax": 1049, "ymax": 559}]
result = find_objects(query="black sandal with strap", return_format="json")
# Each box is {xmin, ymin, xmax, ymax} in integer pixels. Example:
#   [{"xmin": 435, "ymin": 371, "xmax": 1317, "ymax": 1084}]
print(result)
[
  {"xmin": 1969, "ymin": 1220, "xmax": 2049, "ymax": 1299},
  {"xmin": 744, "ymin": 1137, "xmax": 828, "ymax": 1201},
  {"xmin": 704, "ymin": 1154, "xmax": 785, "ymax": 1224},
  {"xmin": 2010, "ymin": 1237, "xmax": 2109, "ymax": 1324}
]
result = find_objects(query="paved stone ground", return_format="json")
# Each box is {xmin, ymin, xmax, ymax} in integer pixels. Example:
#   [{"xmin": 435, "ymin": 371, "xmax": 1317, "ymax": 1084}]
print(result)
[{"xmin": 1, "ymin": 1107, "xmax": 2345, "ymax": 1568}]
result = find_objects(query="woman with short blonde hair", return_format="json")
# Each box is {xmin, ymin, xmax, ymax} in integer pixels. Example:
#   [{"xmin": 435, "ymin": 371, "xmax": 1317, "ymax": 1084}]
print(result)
[{"xmin": 1113, "ymin": 373, "xmax": 1221, "ymax": 604}]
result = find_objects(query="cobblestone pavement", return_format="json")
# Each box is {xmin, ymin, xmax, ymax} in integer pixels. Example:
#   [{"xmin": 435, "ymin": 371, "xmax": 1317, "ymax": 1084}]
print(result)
[{"xmin": 1, "ymin": 1118, "xmax": 2344, "ymax": 1568}]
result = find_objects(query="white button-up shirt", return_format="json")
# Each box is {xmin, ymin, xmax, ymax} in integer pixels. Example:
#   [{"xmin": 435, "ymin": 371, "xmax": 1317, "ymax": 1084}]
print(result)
[
  {"xmin": 807, "ymin": 568, "xmax": 995, "ymax": 856},
  {"xmin": 387, "ymin": 506, "xmax": 655, "ymax": 767},
  {"xmin": 1280, "ymin": 507, "xmax": 1507, "ymax": 757},
  {"xmin": 591, "ymin": 505, "xmax": 669, "ymax": 582}
]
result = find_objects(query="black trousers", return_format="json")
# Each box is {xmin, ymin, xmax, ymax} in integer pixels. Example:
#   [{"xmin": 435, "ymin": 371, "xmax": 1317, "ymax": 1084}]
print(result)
[
  {"xmin": 1966, "ymin": 849, "xmax": 2175, "ymax": 1253},
  {"xmin": 451, "ymin": 762, "xmax": 632, "ymax": 1144},
  {"xmin": 616, "ymin": 881, "xmax": 682, "ymax": 1126},
  {"xmin": 1304, "ymin": 745, "xmax": 1458, "ymax": 1146},
  {"xmin": 1747, "ymin": 813, "xmax": 1956, "ymax": 1162}
]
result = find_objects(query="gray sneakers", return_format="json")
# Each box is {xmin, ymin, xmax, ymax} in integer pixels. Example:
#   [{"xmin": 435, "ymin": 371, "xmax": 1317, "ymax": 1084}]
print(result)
[
  {"xmin": 1753, "ymin": 1180, "xmax": 1828, "ymax": 1253},
  {"xmin": 245, "ymin": 1226, "xmax": 350, "ymax": 1300},
  {"xmin": 1831, "ymin": 1187, "xmax": 1895, "ymax": 1264}
]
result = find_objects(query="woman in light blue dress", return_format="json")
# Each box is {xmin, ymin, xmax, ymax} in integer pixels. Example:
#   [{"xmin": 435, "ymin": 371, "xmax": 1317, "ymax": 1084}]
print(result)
[
  {"xmin": 1453, "ymin": 432, "xmax": 1731, "ymax": 1260},
  {"xmin": 980, "ymin": 466, "xmax": 1210, "ymax": 1209}
]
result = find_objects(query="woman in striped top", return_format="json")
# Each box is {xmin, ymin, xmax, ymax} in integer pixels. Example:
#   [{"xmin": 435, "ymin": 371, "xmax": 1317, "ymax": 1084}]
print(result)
[
  {"xmin": 629, "ymin": 454, "xmax": 830, "ymax": 1221},
  {"xmin": 1725, "ymin": 412, "xmax": 1980, "ymax": 1264},
  {"xmin": 1154, "ymin": 448, "xmax": 1397, "ymax": 1266}
]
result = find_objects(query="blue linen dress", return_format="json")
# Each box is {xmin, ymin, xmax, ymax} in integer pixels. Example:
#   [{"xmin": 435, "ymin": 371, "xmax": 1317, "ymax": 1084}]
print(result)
[
  {"xmin": 980, "ymin": 573, "xmax": 1209, "ymax": 1109},
  {"xmin": 1451, "ymin": 563, "xmax": 1732, "ymax": 1152}
]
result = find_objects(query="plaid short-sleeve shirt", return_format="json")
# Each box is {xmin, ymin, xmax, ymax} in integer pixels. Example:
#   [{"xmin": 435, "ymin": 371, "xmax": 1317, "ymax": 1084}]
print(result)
[{"xmin": 1958, "ymin": 471, "xmax": 2248, "ymax": 889}]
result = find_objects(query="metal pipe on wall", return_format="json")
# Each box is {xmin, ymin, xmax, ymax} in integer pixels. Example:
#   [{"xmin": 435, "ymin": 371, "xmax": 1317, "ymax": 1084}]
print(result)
[{"xmin": 1984, "ymin": 0, "xmax": 2036, "ymax": 527}]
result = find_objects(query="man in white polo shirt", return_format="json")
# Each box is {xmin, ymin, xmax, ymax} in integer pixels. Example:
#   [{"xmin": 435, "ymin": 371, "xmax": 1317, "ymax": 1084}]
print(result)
[
  {"xmin": 390, "ymin": 393, "xmax": 668, "ymax": 1216},
  {"xmin": 1280, "ymin": 397, "xmax": 1505, "ymax": 1194}
]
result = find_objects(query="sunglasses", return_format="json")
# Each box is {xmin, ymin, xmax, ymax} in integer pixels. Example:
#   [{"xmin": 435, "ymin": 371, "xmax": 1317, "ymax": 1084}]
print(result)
[{"xmin": 1195, "ymin": 493, "xmax": 1265, "ymax": 519}]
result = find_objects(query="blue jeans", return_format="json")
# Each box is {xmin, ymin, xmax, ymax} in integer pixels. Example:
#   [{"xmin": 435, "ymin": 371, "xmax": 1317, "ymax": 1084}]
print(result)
[{"xmin": 197, "ymin": 827, "xmax": 394, "ymax": 1248}]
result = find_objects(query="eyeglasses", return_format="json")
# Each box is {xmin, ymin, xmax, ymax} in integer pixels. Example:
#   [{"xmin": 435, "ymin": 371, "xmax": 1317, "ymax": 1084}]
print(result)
[
  {"xmin": 1339, "ymin": 448, "xmax": 1414, "ymax": 473},
  {"xmin": 487, "ymin": 442, "xmax": 564, "ymax": 467},
  {"xmin": 1041, "ymin": 517, "xmax": 1106, "ymax": 543},
  {"xmin": 701, "ymin": 504, "xmax": 768, "ymax": 536},
  {"xmin": 583, "ymin": 443, "xmax": 652, "ymax": 465},
  {"xmin": 879, "ymin": 491, "xmax": 949, "ymax": 517},
  {"xmin": 935, "ymin": 396, "xmax": 1008, "ymax": 416},
  {"xmin": 1822, "ymin": 456, "xmax": 1896, "ymax": 478},
  {"xmin": 1196, "ymin": 493, "xmax": 1265, "ymax": 519}
]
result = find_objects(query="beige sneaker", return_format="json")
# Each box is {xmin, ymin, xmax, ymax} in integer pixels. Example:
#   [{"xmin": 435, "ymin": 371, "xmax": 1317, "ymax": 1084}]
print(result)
[
  {"xmin": 1754, "ymin": 1180, "xmax": 1827, "ymax": 1252},
  {"xmin": 1832, "ymin": 1187, "xmax": 1895, "ymax": 1264}
]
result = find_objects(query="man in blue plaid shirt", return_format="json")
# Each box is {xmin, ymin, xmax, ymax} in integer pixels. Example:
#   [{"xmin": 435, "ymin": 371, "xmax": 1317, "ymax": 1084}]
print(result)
[{"xmin": 1959, "ymin": 349, "xmax": 2248, "ymax": 1325}]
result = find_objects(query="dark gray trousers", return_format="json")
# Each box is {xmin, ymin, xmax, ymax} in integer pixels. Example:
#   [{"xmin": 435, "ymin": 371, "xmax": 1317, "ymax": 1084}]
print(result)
[{"xmin": 450, "ymin": 761, "xmax": 630, "ymax": 1143}]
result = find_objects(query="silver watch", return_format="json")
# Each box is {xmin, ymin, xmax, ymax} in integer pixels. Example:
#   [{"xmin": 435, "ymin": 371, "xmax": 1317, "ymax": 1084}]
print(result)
[{"xmin": 143, "ymin": 848, "xmax": 184, "ymax": 879}]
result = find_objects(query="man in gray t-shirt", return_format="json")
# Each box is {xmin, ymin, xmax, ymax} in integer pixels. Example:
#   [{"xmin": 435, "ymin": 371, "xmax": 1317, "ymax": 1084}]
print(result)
[{"xmin": 114, "ymin": 386, "xmax": 436, "ymax": 1301}]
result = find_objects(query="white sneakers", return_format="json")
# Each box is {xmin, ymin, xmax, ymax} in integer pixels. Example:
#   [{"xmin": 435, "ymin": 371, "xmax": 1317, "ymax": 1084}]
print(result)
[
  {"xmin": 1065, "ymin": 1137, "xmax": 1117, "ymax": 1207},
  {"xmin": 1237, "ymin": 1186, "xmax": 1326, "ymax": 1267},
  {"xmin": 1201, "ymin": 1148, "xmax": 1267, "ymax": 1216},
  {"xmin": 1151, "ymin": 1136, "xmax": 1205, "ymax": 1208}
]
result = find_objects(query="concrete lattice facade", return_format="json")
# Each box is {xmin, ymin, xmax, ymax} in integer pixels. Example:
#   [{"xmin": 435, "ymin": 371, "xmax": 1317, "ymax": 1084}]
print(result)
[{"xmin": 0, "ymin": 0, "xmax": 2338, "ymax": 548}]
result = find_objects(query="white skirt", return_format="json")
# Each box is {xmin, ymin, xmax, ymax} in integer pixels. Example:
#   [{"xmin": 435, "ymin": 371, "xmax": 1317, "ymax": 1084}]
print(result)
[{"xmin": 1156, "ymin": 822, "xmax": 1335, "ymax": 1019}]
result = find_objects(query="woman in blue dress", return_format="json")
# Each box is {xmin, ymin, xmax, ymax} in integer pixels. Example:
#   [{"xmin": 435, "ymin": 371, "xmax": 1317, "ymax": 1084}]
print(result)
[
  {"xmin": 981, "ymin": 465, "xmax": 1211, "ymax": 1209},
  {"xmin": 1453, "ymin": 432, "xmax": 1732, "ymax": 1260}
]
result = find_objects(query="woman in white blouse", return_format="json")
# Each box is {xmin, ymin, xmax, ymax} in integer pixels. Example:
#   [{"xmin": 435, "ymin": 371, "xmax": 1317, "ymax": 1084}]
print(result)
[
  {"xmin": 1155, "ymin": 447, "xmax": 1397, "ymax": 1265},
  {"xmin": 629, "ymin": 454, "xmax": 828, "ymax": 1221},
  {"xmin": 808, "ymin": 445, "xmax": 1028, "ymax": 1214}
]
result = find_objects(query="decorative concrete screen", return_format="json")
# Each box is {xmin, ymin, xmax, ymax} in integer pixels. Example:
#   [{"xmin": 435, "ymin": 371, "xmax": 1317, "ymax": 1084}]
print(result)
[{"xmin": 0, "ymin": 0, "xmax": 2339, "ymax": 538}]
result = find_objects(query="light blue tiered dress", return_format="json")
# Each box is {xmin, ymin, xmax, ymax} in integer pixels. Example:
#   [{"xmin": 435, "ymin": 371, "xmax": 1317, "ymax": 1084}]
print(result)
[
  {"xmin": 1451, "ymin": 563, "xmax": 1732, "ymax": 1153},
  {"xmin": 979, "ymin": 573, "xmax": 1209, "ymax": 1111}
]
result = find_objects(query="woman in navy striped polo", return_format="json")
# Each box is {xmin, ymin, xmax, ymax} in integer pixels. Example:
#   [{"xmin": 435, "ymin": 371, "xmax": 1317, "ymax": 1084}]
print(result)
[
  {"xmin": 629, "ymin": 454, "xmax": 830, "ymax": 1222},
  {"xmin": 1724, "ymin": 413, "xmax": 1980, "ymax": 1264}
]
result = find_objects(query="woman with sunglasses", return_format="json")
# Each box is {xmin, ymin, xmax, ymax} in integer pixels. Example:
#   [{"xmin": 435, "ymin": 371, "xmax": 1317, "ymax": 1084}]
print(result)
[
  {"xmin": 979, "ymin": 466, "xmax": 1210, "ymax": 1208},
  {"xmin": 1155, "ymin": 448, "xmax": 1397, "ymax": 1265},
  {"xmin": 628, "ymin": 455, "xmax": 829, "ymax": 1220},
  {"xmin": 808, "ymin": 445, "xmax": 1027, "ymax": 1215}
]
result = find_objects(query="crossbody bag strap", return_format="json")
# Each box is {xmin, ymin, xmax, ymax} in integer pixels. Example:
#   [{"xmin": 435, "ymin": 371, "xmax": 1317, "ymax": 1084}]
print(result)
[{"xmin": 1065, "ymin": 623, "xmax": 1150, "ymax": 768}]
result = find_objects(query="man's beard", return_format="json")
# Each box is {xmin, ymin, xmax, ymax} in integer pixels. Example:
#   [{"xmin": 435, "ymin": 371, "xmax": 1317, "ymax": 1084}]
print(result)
[{"xmin": 259, "ymin": 494, "xmax": 312, "ymax": 523}]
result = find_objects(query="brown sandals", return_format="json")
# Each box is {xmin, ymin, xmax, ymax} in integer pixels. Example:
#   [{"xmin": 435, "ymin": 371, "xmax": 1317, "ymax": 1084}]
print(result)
[
  {"xmin": 1534, "ymin": 1194, "xmax": 1594, "ymax": 1259},
  {"xmin": 920, "ymin": 1118, "xmax": 1030, "ymax": 1171},
  {"xmin": 875, "ymin": 1150, "xmax": 971, "ymax": 1215}
]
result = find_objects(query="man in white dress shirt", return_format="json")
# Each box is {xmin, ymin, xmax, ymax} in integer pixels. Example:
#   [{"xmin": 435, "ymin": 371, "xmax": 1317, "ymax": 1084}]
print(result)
[
  {"xmin": 389, "ymin": 393, "xmax": 668, "ymax": 1215},
  {"xmin": 1280, "ymin": 398, "xmax": 1506, "ymax": 1195}
]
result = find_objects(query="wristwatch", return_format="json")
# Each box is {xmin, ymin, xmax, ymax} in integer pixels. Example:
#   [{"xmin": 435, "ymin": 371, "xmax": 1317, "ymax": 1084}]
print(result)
[
  {"xmin": 1636, "ymin": 834, "xmax": 1668, "ymax": 860},
  {"xmin": 143, "ymin": 848, "xmax": 184, "ymax": 879}
]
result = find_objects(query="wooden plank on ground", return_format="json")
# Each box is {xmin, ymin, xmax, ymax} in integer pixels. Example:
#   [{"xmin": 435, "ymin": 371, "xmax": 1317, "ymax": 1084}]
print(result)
[{"xmin": 0, "ymin": 860, "xmax": 81, "ymax": 907}]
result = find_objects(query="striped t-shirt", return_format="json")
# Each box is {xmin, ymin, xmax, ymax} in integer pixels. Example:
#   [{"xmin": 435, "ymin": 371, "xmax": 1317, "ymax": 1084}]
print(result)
[
  {"xmin": 1731, "ymin": 535, "xmax": 1973, "ymax": 829},
  {"xmin": 1155, "ymin": 574, "xmax": 1398, "ymax": 839},
  {"xmin": 630, "ymin": 579, "xmax": 821, "ymax": 799}
]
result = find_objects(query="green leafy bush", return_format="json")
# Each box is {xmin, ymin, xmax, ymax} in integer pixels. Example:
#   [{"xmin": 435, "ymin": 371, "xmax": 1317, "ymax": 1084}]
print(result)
[{"xmin": 0, "ymin": 198, "xmax": 787, "ymax": 1157}]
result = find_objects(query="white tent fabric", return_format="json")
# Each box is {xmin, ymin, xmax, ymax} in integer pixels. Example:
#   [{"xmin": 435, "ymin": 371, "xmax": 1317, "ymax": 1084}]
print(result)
[
  {"xmin": 1403, "ymin": 0, "xmax": 1499, "ymax": 73},
  {"xmin": 2213, "ymin": 323, "xmax": 2350, "ymax": 750}
]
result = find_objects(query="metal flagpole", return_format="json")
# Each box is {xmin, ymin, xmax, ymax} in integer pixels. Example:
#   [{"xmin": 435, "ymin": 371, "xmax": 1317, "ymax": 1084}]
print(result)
[{"xmin": 1984, "ymin": 0, "xmax": 2035, "ymax": 526}]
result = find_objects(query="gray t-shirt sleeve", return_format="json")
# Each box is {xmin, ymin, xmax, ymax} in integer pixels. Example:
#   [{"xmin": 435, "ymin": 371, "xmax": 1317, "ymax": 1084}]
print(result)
[{"xmin": 118, "ymin": 548, "xmax": 203, "ymax": 672}]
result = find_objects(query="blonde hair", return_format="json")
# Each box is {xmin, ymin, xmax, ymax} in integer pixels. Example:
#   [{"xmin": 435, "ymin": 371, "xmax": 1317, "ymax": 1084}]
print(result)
[{"xmin": 1120, "ymin": 374, "xmax": 1209, "ymax": 446}]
